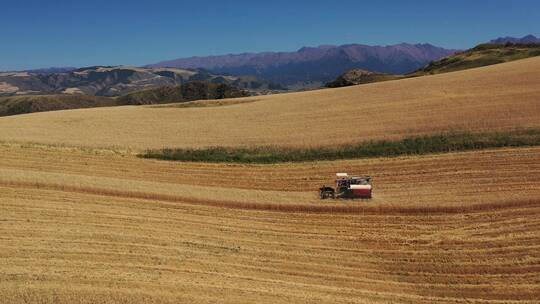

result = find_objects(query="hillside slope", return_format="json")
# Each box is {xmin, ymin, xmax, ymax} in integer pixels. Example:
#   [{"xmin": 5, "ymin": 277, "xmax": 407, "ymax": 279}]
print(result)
[
  {"xmin": 117, "ymin": 82, "xmax": 249, "ymax": 105},
  {"xmin": 412, "ymin": 43, "xmax": 540, "ymax": 75},
  {"xmin": 0, "ymin": 82, "xmax": 250, "ymax": 117},
  {"xmin": 0, "ymin": 95, "xmax": 116, "ymax": 117},
  {"xmin": 0, "ymin": 57, "xmax": 539, "ymax": 150},
  {"xmin": 325, "ymin": 69, "xmax": 401, "ymax": 88},
  {"xmin": 325, "ymin": 42, "xmax": 540, "ymax": 88},
  {"xmin": 0, "ymin": 66, "xmax": 277, "ymax": 97}
]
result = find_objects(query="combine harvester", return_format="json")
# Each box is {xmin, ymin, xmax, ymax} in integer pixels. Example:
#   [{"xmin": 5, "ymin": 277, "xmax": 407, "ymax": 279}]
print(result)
[{"xmin": 319, "ymin": 173, "xmax": 372, "ymax": 200}]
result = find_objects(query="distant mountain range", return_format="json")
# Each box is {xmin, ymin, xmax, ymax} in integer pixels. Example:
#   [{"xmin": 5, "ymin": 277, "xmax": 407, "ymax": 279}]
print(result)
[
  {"xmin": 0, "ymin": 66, "xmax": 279, "ymax": 97},
  {"xmin": 489, "ymin": 34, "xmax": 540, "ymax": 45},
  {"xmin": 2, "ymin": 35, "xmax": 538, "ymax": 97},
  {"xmin": 327, "ymin": 40, "xmax": 540, "ymax": 88},
  {"xmin": 148, "ymin": 43, "xmax": 457, "ymax": 87},
  {"xmin": 24, "ymin": 67, "xmax": 77, "ymax": 74}
]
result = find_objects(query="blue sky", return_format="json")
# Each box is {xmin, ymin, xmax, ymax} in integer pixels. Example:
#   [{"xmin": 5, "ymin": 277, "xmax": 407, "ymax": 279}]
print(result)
[{"xmin": 1, "ymin": 0, "xmax": 539, "ymax": 70}]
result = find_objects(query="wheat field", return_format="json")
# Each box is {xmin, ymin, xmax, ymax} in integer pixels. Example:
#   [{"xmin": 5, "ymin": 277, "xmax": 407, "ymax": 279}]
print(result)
[
  {"xmin": 1, "ymin": 143, "xmax": 540, "ymax": 303},
  {"xmin": 1, "ymin": 58, "xmax": 540, "ymax": 303},
  {"xmin": 0, "ymin": 57, "xmax": 540, "ymax": 150}
]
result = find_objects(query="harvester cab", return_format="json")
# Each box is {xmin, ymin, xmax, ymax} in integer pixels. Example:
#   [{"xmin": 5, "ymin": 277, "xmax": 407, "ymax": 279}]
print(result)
[{"xmin": 319, "ymin": 173, "xmax": 372, "ymax": 200}]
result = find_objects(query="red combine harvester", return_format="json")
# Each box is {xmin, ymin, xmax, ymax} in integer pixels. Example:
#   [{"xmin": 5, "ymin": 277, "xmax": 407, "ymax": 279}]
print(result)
[{"xmin": 319, "ymin": 173, "xmax": 372, "ymax": 199}]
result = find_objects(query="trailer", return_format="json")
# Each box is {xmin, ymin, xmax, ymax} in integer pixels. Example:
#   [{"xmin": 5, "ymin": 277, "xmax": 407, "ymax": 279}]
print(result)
[{"xmin": 319, "ymin": 173, "xmax": 372, "ymax": 199}]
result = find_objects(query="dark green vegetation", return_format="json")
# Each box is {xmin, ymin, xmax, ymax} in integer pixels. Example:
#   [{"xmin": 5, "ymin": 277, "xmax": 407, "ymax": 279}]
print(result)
[
  {"xmin": 325, "ymin": 69, "xmax": 400, "ymax": 88},
  {"xmin": 141, "ymin": 129, "xmax": 540, "ymax": 164},
  {"xmin": 0, "ymin": 82, "xmax": 249, "ymax": 116},
  {"xmin": 117, "ymin": 82, "xmax": 249, "ymax": 105},
  {"xmin": 411, "ymin": 43, "xmax": 540, "ymax": 75},
  {"xmin": 0, "ymin": 95, "xmax": 115, "ymax": 117},
  {"xmin": 151, "ymin": 98, "xmax": 259, "ymax": 109}
]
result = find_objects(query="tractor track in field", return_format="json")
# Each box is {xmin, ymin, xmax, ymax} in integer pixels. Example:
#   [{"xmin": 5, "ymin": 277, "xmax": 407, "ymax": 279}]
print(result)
[
  {"xmin": 2, "ymin": 179, "xmax": 540, "ymax": 215},
  {"xmin": 2, "ymin": 183, "xmax": 540, "ymax": 303},
  {"xmin": 1, "ymin": 144, "xmax": 540, "ymax": 303}
]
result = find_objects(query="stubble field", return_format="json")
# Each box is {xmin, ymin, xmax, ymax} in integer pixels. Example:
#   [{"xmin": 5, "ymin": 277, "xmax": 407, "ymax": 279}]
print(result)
[{"xmin": 1, "ymin": 143, "xmax": 539, "ymax": 303}]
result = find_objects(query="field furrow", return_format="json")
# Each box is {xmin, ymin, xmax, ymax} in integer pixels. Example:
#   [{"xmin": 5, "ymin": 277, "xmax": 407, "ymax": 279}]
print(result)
[{"xmin": 1, "ymin": 143, "xmax": 539, "ymax": 303}]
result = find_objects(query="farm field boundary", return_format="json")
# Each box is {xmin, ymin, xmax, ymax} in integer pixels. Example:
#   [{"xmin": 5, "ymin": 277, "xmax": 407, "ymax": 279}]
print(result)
[{"xmin": 141, "ymin": 129, "xmax": 540, "ymax": 163}]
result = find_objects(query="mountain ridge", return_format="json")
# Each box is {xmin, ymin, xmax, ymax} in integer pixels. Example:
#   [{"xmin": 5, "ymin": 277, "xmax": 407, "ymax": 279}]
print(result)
[
  {"xmin": 489, "ymin": 34, "xmax": 540, "ymax": 45},
  {"xmin": 148, "ymin": 42, "xmax": 457, "ymax": 87}
]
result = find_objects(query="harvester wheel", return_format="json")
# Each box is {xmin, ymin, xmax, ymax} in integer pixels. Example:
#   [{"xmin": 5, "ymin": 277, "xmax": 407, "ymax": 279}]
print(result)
[{"xmin": 319, "ymin": 187, "xmax": 335, "ymax": 199}]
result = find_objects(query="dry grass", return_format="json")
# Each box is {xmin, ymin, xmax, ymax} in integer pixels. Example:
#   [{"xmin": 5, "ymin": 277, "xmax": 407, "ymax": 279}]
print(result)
[
  {"xmin": 0, "ymin": 57, "xmax": 539, "ymax": 150},
  {"xmin": 0, "ymin": 81, "xmax": 19, "ymax": 94},
  {"xmin": 1, "ymin": 144, "xmax": 539, "ymax": 303},
  {"xmin": 149, "ymin": 97, "xmax": 260, "ymax": 108}
]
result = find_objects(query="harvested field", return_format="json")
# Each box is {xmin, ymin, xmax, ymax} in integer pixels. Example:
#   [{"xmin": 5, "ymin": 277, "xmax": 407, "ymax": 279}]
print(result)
[
  {"xmin": 1, "ymin": 144, "xmax": 540, "ymax": 303},
  {"xmin": 0, "ymin": 57, "xmax": 539, "ymax": 150},
  {"xmin": 1, "ymin": 143, "xmax": 539, "ymax": 207}
]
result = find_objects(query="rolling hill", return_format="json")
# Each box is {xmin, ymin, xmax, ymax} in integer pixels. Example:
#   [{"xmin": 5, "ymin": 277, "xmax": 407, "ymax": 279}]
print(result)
[
  {"xmin": 0, "ymin": 82, "xmax": 249, "ymax": 117},
  {"xmin": 325, "ymin": 69, "xmax": 401, "ymax": 88},
  {"xmin": 326, "ymin": 41, "xmax": 540, "ymax": 88},
  {"xmin": 412, "ymin": 42, "xmax": 540, "ymax": 75},
  {"xmin": 0, "ymin": 95, "xmax": 116, "ymax": 117},
  {"xmin": 1, "ymin": 56, "xmax": 538, "ymax": 150},
  {"xmin": 0, "ymin": 66, "xmax": 279, "ymax": 97},
  {"xmin": 117, "ymin": 82, "xmax": 249, "ymax": 105}
]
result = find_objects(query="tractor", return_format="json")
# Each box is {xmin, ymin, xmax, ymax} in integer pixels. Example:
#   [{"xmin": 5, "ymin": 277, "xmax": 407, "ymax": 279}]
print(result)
[{"xmin": 319, "ymin": 173, "xmax": 372, "ymax": 199}]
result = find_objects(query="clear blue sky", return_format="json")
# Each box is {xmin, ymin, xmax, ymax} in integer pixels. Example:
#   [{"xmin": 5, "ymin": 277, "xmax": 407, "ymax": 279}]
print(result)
[{"xmin": 1, "ymin": 0, "xmax": 539, "ymax": 70}]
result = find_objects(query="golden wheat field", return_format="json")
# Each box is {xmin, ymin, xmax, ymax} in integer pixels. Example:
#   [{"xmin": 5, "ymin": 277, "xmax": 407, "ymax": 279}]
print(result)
[
  {"xmin": 0, "ymin": 57, "xmax": 540, "ymax": 150},
  {"xmin": 1, "ymin": 143, "xmax": 540, "ymax": 303},
  {"xmin": 1, "ymin": 58, "xmax": 540, "ymax": 303}
]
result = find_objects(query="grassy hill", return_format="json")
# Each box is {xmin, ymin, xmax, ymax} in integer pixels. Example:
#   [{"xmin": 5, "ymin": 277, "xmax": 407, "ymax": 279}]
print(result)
[
  {"xmin": 325, "ymin": 69, "xmax": 401, "ymax": 88},
  {"xmin": 117, "ymin": 82, "xmax": 249, "ymax": 105},
  {"xmin": 0, "ymin": 66, "xmax": 277, "ymax": 97},
  {"xmin": 325, "ymin": 43, "xmax": 540, "ymax": 88},
  {"xmin": 0, "ymin": 95, "xmax": 115, "ymax": 117},
  {"xmin": 412, "ymin": 43, "xmax": 540, "ymax": 75},
  {"xmin": 0, "ymin": 82, "xmax": 249, "ymax": 117}
]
